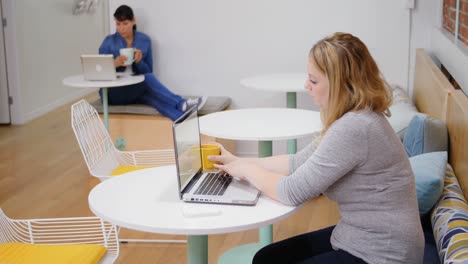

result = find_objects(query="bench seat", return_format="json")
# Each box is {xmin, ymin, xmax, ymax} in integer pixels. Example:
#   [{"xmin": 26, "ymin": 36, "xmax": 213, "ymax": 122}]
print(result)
[{"xmin": 90, "ymin": 96, "xmax": 231, "ymax": 116}]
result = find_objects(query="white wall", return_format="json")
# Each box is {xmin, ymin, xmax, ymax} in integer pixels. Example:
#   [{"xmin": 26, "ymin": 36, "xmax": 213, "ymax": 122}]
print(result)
[
  {"xmin": 110, "ymin": 0, "xmax": 412, "ymax": 156},
  {"xmin": 7, "ymin": 0, "xmax": 107, "ymax": 123},
  {"xmin": 409, "ymin": 0, "xmax": 468, "ymax": 97},
  {"xmin": 408, "ymin": 0, "xmax": 441, "ymax": 97},
  {"xmin": 0, "ymin": 1, "xmax": 10, "ymax": 123}
]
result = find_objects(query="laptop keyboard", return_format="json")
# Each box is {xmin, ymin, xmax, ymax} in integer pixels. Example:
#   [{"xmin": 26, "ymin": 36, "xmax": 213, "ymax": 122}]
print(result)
[{"xmin": 194, "ymin": 171, "xmax": 233, "ymax": 196}]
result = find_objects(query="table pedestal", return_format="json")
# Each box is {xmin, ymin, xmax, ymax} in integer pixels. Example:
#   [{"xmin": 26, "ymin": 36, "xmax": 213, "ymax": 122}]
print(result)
[
  {"xmin": 102, "ymin": 87, "xmax": 109, "ymax": 130},
  {"xmin": 188, "ymin": 235, "xmax": 208, "ymax": 264},
  {"xmin": 287, "ymin": 92, "xmax": 297, "ymax": 154},
  {"xmin": 63, "ymin": 74, "xmax": 144, "ymax": 140},
  {"xmin": 218, "ymin": 141, "xmax": 273, "ymax": 264},
  {"xmin": 102, "ymin": 87, "xmax": 127, "ymax": 150}
]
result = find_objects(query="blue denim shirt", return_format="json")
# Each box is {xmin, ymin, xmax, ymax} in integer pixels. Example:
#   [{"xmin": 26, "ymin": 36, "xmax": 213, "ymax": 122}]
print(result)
[{"xmin": 98, "ymin": 31, "xmax": 153, "ymax": 74}]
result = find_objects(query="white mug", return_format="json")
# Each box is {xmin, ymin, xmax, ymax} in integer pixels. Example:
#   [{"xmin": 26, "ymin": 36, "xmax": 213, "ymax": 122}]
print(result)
[{"xmin": 119, "ymin": 48, "xmax": 135, "ymax": 66}]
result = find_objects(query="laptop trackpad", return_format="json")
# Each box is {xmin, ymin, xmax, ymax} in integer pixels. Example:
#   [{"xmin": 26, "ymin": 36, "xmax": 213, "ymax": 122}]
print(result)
[{"xmin": 225, "ymin": 180, "xmax": 259, "ymax": 199}]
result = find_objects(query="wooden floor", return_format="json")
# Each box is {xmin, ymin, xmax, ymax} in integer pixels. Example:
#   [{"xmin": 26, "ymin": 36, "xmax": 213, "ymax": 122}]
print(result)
[{"xmin": 0, "ymin": 94, "xmax": 340, "ymax": 264}]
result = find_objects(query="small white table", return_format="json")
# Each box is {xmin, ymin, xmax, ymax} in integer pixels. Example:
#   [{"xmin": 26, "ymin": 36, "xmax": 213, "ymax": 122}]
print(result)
[
  {"xmin": 199, "ymin": 108, "xmax": 321, "ymax": 263},
  {"xmin": 241, "ymin": 73, "xmax": 308, "ymax": 153},
  {"xmin": 88, "ymin": 165, "xmax": 297, "ymax": 264},
  {"xmin": 63, "ymin": 74, "xmax": 144, "ymax": 130}
]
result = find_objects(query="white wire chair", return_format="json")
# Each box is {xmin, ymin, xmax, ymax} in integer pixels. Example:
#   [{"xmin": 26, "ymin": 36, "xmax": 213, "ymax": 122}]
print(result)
[
  {"xmin": 71, "ymin": 99, "xmax": 185, "ymax": 244},
  {"xmin": 71, "ymin": 99, "xmax": 175, "ymax": 181},
  {"xmin": 0, "ymin": 208, "xmax": 119, "ymax": 264}
]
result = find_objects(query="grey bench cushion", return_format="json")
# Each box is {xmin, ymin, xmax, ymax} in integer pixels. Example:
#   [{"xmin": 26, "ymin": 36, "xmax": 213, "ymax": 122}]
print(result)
[{"xmin": 90, "ymin": 96, "xmax": 231, "ymax": 116}]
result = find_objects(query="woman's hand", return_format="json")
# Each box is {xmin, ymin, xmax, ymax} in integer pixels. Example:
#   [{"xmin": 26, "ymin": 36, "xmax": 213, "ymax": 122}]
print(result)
[
  {"xmin": 208, "ymin": 144, "xmax": 238, "ymax": 165},
  {"xmin": 134, "ymin": 49, "xmax": 143, "ymax": 64},
  {"xmin": 214, "ymin": 159, "xmax": 261, "ymax": 180},
  {"xmin": 114, "ymin": 55, "xmax": 127, "ymax": 67},
  {"xmin": 214, "ymin": 159, "xmax": 264, "ymax": 182}
]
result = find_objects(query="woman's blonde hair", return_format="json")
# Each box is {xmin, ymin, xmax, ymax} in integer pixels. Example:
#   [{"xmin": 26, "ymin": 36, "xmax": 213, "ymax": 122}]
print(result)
[{"xmin": 309, "ymin": 32, "xmax": 392, "ymax": 135}]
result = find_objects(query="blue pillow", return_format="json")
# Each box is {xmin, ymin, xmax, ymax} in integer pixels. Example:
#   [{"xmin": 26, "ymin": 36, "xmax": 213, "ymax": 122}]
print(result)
[
  {"xmin": 403, "ymin": 115, "xmax": 448, "ymax": 157},
  {"xmin": 404, "ymin": 115, "xmax": 425, "ymax": 156},
  {"xmin": 410, "ymin": 151, "xmax": 447, "ymax": 215}
]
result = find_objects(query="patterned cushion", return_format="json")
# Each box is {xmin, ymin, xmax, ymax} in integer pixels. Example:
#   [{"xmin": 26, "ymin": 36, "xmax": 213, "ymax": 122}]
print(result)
[{"xmin": 431, "ymin": 164, "xmax": 468, "ymax": 263}]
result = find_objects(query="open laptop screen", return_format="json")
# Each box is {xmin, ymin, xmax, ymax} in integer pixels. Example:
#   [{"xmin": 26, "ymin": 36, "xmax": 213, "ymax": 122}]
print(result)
[{"xmin": 173, "ymin": 107, "xmax": 202, "ymax": 191}]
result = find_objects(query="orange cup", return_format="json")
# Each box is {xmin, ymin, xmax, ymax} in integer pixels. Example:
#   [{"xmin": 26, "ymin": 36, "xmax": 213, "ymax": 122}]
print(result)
[{"xmin": 200, "ymin": 144, "xmax": 220, "ymax": 171}]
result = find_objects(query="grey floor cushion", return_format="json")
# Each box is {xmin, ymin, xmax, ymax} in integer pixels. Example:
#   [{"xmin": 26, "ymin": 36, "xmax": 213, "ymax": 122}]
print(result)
[{"xmin": 90, "ymin": 96, "xmax": 231, "ymax": 116}]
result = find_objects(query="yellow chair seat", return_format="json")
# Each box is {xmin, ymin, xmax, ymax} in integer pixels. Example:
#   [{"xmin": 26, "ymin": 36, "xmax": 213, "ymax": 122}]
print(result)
[
  {"xmin": 0, "ymin": 242, "xmax": 106, "ymax": 264},
  {"xmin": 111, "ymin": 165, "xmax": 152, "ymax": 176}
]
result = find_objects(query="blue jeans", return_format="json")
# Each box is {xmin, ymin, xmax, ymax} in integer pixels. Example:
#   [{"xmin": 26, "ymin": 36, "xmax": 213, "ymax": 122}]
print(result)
[
  {"xmin": 100, "ymin": 73, "xmax": 185, "ymax": 121},
  {"xmin": 253, "ymin": 226, "xmax": 367, "ymax": 264}
]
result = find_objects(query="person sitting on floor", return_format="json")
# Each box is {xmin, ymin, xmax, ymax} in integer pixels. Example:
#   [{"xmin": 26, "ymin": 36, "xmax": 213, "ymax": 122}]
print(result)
[{"xmin": 99, "ymin": 5, "xmax": 206, "ymax": 121}]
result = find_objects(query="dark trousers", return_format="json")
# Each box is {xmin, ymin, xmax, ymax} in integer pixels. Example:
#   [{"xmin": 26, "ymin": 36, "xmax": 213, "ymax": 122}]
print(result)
[
  {"xmin": 101, "ymin": 73, "xmax": 185, "ymax": 121},
  {"xmin": 253, "ymin": 226, "xmax": 367, "ymax": 264}
]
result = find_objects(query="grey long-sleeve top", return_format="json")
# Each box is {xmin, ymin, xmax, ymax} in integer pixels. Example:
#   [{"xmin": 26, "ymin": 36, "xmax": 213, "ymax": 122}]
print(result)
[{"xmin": 278, "ymin": 110, "xmax": 424, "ymax": 264}]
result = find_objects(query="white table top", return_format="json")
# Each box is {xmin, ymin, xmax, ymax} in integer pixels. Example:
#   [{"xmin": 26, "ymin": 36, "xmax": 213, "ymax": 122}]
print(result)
[
  {"xmin": 88, "ymin": 165, "xmax": 298, "ymax": 235},
  {"xmin": 240, "ymin": 73, "xmax": 308, "ymax": 93},
  {"xmin": 62, "ymin": 74, "xmax": 144, "ymax": 88},
  {"xmin": 199, "ymin": 108, "xmax": 322, "ymax": 141}
]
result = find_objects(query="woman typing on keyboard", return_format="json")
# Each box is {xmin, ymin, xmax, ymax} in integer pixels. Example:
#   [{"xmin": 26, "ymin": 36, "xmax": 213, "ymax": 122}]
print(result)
[{"xmin": 209, "ymin": 32, "xmax": 423, "ymax": 263}]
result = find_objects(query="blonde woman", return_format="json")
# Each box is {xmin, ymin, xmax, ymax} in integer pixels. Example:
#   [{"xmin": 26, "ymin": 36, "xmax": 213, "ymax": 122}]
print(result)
[{"xmin": 209, "ymin": 33, "xmax": 424, "ymax": 263}]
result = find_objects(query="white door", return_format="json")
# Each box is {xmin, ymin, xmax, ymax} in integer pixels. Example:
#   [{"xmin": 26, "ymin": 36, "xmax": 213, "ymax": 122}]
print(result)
[{"xmin": 0, "ymin": 0, "xmax": 10, "ymax": 124}]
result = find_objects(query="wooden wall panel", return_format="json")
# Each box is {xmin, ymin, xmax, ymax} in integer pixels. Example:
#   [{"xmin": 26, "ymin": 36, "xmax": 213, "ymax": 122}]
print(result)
[
  {"xmin": 413, "ymin": 49, "xmax": 455, "ymax": 121},
  {"xmin": 446, "ymin": 90, "xmax": 468, "ymax": 197}
]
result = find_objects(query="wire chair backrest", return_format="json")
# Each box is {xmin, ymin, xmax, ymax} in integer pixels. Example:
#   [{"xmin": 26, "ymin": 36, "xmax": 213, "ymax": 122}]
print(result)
[
  {"xmin": 0, "ymin": 209, "xmax": 16, "ymax": 243},
  {"xmin": 0, "ymin": 208, "xmax": 119, "ymax": 263},
  {"xmin": 71, "ymin": 100, "xmax": 121, "ymax": 180}
]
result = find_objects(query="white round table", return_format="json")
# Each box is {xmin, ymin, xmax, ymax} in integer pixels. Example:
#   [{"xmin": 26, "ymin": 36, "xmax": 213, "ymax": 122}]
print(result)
[
  {"xmin": 63, "ymin": 74, "xmax": 144, "ymax": 130},
  {"xmin": 240, "ymin": 73, "xmax": 308, "ymax": 153},
  {"xmin": 241, "ymin": 73, "xmax": 307, "ymax": 96},
  {"xmin": 199, "ymin": 108, "xmax": 321, "ymax": 142},
  {"xmin": 199, "ymin": 108, "xmax": 321, "ymax": 263},
  {"xmin": 88, "ymin": 165, "xmax": 298, "ymax": 264}
]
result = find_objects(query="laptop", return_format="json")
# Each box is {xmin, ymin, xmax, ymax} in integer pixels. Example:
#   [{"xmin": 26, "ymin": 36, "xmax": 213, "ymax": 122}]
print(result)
[
  {"xmin": 172, "ymin": 106, "xmax": 260, "ymax": 205},
  {"xmin": 81, "ymin": 54, "xmax": 120, "ymax": 81}
]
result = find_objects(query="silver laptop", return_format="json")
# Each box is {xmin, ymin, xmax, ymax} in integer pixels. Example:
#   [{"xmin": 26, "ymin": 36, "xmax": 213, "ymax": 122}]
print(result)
[
  {"xmin": 172, "ymin": 106, "xmax": 260, "ymax": 205},
  {"xmin": 81, "ymin": 54, "xmax": 118, "ymax": 81}
]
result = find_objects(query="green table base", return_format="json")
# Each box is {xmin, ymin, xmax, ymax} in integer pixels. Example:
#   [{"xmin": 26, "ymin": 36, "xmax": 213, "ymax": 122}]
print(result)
[
  {"xmin": 217, "ymin": 243, "xmax": 265, "ymax": 264},
  {"xmin": 287, "ymin": 92, "xmax": 297, "ymax": 154},
  {"xmin": 102, "ymin": 87, "xmax": 109, "ymax": 131},
  {"xmin": 188, "ymin": 235, "xmax": 208, "ymax": 264},
  {"xmin": 258, "ymin": 142, "xmax": 273, "ymax": 249},
  {"xmin": 258, "ymin": 141, "xmax": 272, "ymax": 158},
  {"xmin": 115, "ymin": 137, "xmax": 127, "ymax": 150},
  {"xmin": 217, "ymin": 225, "xmax": 272, "ymax": 264},
  {"xmin": 102, "ymin": 88, "xmax": 127, "ymax": 150},
  {"xmin": 287, "ymin": 92, "xmax": 297, "ymax": 108}
]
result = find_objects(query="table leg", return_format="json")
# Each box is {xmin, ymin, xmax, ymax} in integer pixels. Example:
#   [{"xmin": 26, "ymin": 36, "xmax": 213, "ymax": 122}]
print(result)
[
  {"xmin": 115, "ymin": 137, "xmax": 127, "ymax": 150},
  {"xmin": 287, "ymin": 91, "xmax": 297, "ymax": 108},
  {"xmin": 258, "ymin": 140, "xmax": 273, "ymax": 244},
  {"xmin": 258, "ymin": 141, "xmax": 272, "ymax": 157},
  {"xmin": 188, "ymin": 235, "xmax": 208, "ymax": 264},
  {"xmin": 102, "ymin": 88, "xmax": 127, "ymax": 150},
  {"xmin": 102, "ymin": 87, "xmax": 109, "ymax": 131},
  {"xmin": 287, "ymin": 92, "xmax": 297, "ymax": 154},
  {"xmin": 217, "ymin": 141, "xmax": 274, "ymax": 264}
]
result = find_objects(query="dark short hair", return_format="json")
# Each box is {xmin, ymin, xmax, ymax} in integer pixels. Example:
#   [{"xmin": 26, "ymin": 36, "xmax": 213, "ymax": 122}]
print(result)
[{"xmin": 114, "ymin": 5, "xmax": 134, "ymax": 21}]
